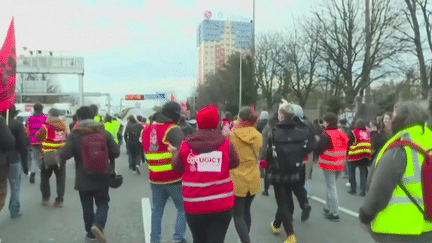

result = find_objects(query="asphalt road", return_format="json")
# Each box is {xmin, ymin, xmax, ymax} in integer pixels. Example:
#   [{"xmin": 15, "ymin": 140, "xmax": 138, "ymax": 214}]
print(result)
[{"xmin": 0, "ymin": 146, "xmax": 375, "ymax": 243}]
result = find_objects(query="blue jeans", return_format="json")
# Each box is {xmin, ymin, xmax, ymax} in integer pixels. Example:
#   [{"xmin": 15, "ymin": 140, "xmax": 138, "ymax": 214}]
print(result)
[
  {"xmin": 30, "ymin": 145, "xmax": 42, "ymax": 174},
  {"xmin": 79, "ymin": 189, "xmax": 110, "ymax": 236},
  {"xmin": 151, "ymin": 182, "xmax": 186, "ymax": 243},
  {"xmin": 349, "ymin": 165, "xmax": 368, "ymax": 193},
  {"xmin": 323, "ymin": 170, "xmax": 341, "ymax": 215},
  {"xmin": 8, "ymin": 162, "xmax": 22, "ymax": 217}
]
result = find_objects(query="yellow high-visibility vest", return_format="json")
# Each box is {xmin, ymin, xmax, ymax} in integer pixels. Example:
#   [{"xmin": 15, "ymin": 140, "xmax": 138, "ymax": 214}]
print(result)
[{"xmin": 371, "ymin": 124, "xmax": 432, "ymax": 235}]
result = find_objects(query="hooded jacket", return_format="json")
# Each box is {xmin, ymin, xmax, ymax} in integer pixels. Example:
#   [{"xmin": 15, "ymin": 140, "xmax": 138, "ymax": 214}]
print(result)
[
  {"xmin": 59, "ymin": 119, "xmax": 120, "ymax": 191},
  {"xmin": 229, "ymin": 126, "xmax": 263, "ymax": 197},
  {"xmin": 0, "ymin": 116, "xmax": 16, "ymax": 181},
  {"xmin": 150, "ymin": 112, "xmax": 184, "ymax": 148},
  {"xmin": 173, "ymin": 129, "xmax": 239, "ymax": 173},
  {"xmin": 35, "ymin": 117, "xmax": 68, "ymax": 143}
]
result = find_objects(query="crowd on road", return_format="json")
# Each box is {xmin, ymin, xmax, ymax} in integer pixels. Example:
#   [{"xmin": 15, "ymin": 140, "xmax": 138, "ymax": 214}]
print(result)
[{"xmin": 0, "ymin": 98, "xmax": 431, "ymax": 243}]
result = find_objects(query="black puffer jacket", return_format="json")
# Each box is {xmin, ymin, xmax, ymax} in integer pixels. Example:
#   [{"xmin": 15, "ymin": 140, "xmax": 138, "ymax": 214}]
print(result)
[{"xmin": 0, "ymin": 116, "xmax": 15, "ymax": 181}]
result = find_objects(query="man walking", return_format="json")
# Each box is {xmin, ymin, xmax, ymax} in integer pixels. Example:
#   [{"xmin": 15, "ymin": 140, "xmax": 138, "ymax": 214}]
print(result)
[
  {"xmin": 0, "ymin": 115, "xmax": 16, "ymax": 242},
  {"xmin": 36, "ymin": 108, "xmax": 68, "ymax": 207},
  {"xmin": 2, "ymin": 105, "xmax": 29, "ymax": 218},
  {"xmin": 59, "ymin": 106, "xmax": 119, "ymax": 242},
  {"xmin": 25, "ymin": 103, "xmax": 46, "ymax": 184},
  {"xmin": 141, "ymin": 101, "xmax": 186, "ymax": 243}
]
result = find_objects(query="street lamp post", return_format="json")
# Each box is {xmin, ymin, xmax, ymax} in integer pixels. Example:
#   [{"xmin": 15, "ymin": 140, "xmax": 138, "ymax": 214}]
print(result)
[{"xmin": 239, "ymin": 51, "xmax": 242, "ymax": 111}]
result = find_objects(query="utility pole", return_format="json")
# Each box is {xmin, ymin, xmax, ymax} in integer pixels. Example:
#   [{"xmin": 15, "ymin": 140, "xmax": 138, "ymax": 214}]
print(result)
[
  {"xmin": 252, "ymin": 0, "xmax": 256, "ymax": 59},
  {"xmin": 239, "ymin": 51, "xmax": 243, "ymax": 111}
]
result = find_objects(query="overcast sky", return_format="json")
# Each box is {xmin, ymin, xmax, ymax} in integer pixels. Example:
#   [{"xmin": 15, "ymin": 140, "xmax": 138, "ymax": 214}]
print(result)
[{"xmin": 0, "ymin": 0, "xmax": 312, "ymax": 111}]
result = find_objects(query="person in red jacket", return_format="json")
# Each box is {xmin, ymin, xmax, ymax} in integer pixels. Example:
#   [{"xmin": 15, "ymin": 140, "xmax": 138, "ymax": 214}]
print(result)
[
  {"xmin": 347, "ymin": 119, "xmax": 371, "ymax": 196},
  {"xmin": 172, "ymin": 105, "xmax": 240, "ymax": 243},
  {"xmin": 315, "ymin": 112, "xmax": 349, "ymax": 222}
]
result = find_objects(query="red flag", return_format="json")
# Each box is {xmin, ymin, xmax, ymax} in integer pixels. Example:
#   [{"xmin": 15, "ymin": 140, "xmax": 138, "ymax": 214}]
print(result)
[
  {"xmin": 0, "ymin": 18, "xmax": 16, "ymax": 112},
  {"xmin": 170, "ymin": 93, "xmax": 176, "ymax": 101},
  {"xmin": 181, "ymin": 102, "xmax": 189, "ymax": 117}
]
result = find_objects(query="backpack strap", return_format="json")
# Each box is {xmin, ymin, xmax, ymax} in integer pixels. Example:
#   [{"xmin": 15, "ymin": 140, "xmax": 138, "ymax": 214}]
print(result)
[{"xmin": 386, "ymin": 139, "xmax": 428, "ymax": 216}]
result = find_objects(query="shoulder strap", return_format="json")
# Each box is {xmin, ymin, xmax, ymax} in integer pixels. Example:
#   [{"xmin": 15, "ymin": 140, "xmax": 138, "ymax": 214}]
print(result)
[{"xmin": 386, "ymin": 139, "xmax": 428, "ymax": 216}]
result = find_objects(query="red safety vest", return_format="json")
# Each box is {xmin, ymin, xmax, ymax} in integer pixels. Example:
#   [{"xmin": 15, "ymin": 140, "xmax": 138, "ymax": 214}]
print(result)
[
  {"xmin": 179, "ymin": 139, "xmax": 234, "ymax": 214},
  {"xmin": 319, "ymin": 129, "xmax": 348, "ymax": 171},
  {"xmin": 348, "ymin": 128, "xmax": 372, "ymax": 161},
  {"xmin": 41, "ymin": 123, "xmax": 67, "ymax": 153},
  {"xmin": 142, "ymin": 122, "xmax": 182, "ymax": 184}
]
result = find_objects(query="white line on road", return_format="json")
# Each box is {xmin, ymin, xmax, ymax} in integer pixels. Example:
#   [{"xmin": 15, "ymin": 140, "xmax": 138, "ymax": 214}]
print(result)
[
  {"xmin": 142, "ymin": 198, "xmax": 151, "ymax": 243},
  {"xmin": 310, "ymin": 196, "xmax": 360, "ymax": 218}
]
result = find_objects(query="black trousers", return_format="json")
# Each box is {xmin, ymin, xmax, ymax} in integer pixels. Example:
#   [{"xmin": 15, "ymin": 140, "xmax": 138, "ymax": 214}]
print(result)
[
  {"xmin": 273, "ymin": 183, "xmax": 296, "ymax": 235},
  {"xmin": 79, "ymin": 189, "xmax": 110, "ymax": 235},
  {"xmin": 40, "ymin": 163, "xmax": 66, "ymax": 202},
  {"xmin": 186, "ymin": 209, "xmax": 232, "ymax": 243},
  {"xmin": 263, "ymin": 168, "xmax": 270, "ymax": 192},
  {"xmin": 273, "ymin": 180, "xmax": 309, "ymax": 228},
  {"xmin": 233, "ymin": 193, "xmax": 255, "ymax": 243}
]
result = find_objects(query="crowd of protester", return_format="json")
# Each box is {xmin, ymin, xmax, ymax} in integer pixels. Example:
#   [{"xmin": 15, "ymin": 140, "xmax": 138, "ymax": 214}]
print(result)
[{"xmin": 0, "ymin": 98, "xmax": 431, "ymax": 243}]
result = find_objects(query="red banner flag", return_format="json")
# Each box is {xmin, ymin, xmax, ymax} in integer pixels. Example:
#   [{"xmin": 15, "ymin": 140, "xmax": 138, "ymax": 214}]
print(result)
[
  {"xmin": 0, "ymin": 18, "xmax": 16, "ymax": 112},
  {"xmin": 181, "ymin": 102, "xmax": 189, "ymax": 117},
  {"xmin": 170, "ymin": 93, "xmax": 176, "ymax": 101}
]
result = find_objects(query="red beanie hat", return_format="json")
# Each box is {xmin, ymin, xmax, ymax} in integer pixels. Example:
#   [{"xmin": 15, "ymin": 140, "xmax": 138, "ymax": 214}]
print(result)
[{"xmin": 196, "ymin": 105, "xmax": 219, "ymax": 130}]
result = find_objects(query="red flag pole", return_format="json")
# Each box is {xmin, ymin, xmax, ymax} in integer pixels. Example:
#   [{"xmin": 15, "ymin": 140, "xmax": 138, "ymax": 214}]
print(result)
[
  {"xmin": 5, "ymin": 109, "xmax": 9, "ymax": 126},
  {"xmin": 0, "ymin": 18, "xmax": 16, "ymax": 113}
]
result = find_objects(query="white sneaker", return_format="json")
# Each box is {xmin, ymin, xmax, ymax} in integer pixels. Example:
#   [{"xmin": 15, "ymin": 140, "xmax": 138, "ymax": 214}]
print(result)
[{"xmin": 346, "ymin": 182, "xmax": 351, "ymax": 187}]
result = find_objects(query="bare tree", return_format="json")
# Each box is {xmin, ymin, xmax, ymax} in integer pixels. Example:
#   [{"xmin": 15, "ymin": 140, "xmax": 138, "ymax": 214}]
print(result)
[
  {"xmin": 418, "ymin": 0, "xmax": 432, "ymax": 87},
  {"xmin": 255, "ymin": 34, "xmax": 281, "ymax": 110},
  {"xmin": 272, "ymin": 23, "xmax": 321, "ymax": 107},
  {"xmin": 315, "ymin": 0, "xmax": 404, "ymax": 103}
]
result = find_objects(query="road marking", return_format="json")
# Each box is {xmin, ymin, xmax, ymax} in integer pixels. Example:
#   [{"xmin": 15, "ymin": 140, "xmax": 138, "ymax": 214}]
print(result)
[
  {"xmin": 142, "ymin": 198, "xmax": 151, "ymax": 243},
  {"xmin": 310, "ymin": 196, "xmax": 360, "ymax": 218}
]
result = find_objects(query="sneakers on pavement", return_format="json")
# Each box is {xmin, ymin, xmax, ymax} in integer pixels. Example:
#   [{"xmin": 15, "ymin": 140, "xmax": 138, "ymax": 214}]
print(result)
[
  {"xmin": 91, "ymin": 225, "xmax": 106, "ymax": 243},
  {"xmin": 301, "ymin": 204, "xmax": 312, "ymax": 222},
  {"xmin": 348, "ymin": 189, "xmax": 356, "ymax": 195},
  {"xmin": 29, "ymin": 173, "xmax": 35, "ymax": 184},
  {"xmin": 53, "ymin": 200, "xmax": 63, "ymax": 208},
  {"xmin": 360, "ymin": 191, "xmax": 366, "ymax": 197},
  {"xmin": 136, "ymin": 165, "xmax": 141, "ymax": 175},
  {"xmin": 172, "ymin": 239, "xmax": 187, "ymax": 243},
  {"xmin": 10, "ymin": 212, "xmax": 22, "ymax": 219},
  {"xmin": 284, "ymin": 234, "xmax": 296, "ymax": 243},
  {"xmin": 345, "ymin": 182, "xmax": 351, "ymax": 187},
  {"xmin": 262, "ymin": 190, "xmax": 269, "ymax": 196},
  {"xmin": 41, "ymin": 199, "xmax": 50, "ymax": 207},
  {"xmin": 270, "ymin": 221, "xmax": 280, "ymax": 234},
  {"xmin": 323, "ymin": 208, "xmax": 330, "ymax": 214},
  {"xmin": 324, "ymin": 213, "xmax": 340, "ymax": 222},
  {"xmin": 85, "ymin": 233, "xmax": 97, "ymax": 242}
]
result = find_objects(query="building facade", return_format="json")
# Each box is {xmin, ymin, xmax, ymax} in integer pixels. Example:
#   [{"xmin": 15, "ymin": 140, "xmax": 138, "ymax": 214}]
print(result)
[{"xmin": 197, "ymin": 20, "xmax": 252, "ymax": 84}]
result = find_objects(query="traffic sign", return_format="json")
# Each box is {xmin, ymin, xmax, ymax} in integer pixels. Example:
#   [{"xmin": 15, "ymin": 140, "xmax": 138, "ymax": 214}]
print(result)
[
  {"xmin": 125, "ymin": 94, "xmax": 144, "ymax": 100},
  {"xmin": 144, "ymin": 93, "xmax": 166, "ymax": 100}
]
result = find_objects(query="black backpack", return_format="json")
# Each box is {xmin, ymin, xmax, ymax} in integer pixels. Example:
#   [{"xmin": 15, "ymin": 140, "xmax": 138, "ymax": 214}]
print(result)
[{"xmin": 271, "ymin": 126, "xmax": 309, "ymax": 175}]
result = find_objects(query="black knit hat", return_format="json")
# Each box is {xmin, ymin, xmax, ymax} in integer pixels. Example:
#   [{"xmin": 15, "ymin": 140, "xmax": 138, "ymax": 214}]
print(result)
[{"xmin": 162, "ymin": 101, "xmax": 181, "ymax": 122}]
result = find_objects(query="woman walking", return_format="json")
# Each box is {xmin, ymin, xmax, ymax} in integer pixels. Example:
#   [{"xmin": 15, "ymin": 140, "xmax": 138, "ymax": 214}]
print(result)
[
  {"xmin": 173, "ymin": 105, "xmax": 239, "ymax": 243},
  {"xmin": 229, "ymin": 107, "xmax": 262, "ymax": 243}
]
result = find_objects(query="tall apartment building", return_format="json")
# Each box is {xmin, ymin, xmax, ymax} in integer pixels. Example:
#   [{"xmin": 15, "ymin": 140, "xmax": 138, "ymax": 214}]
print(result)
[{"xmin": 197, "ymin": 20, "xmax": 252, "ymax": 84}]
